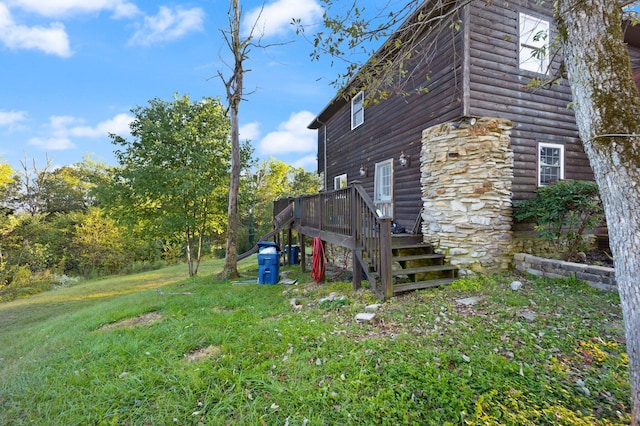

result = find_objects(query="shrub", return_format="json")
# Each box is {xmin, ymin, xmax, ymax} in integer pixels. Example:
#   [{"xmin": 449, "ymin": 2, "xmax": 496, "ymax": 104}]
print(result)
[
  {"xmin": 50, "ymin": 274, "xmax": 80, "ymax": 289},
  {"xmin": 514, "ymin": 180, "xmax": 604, "ymax": 261},
  {"xmin": 0, "ymin": 267, "xmax": 60, "ymax": 302}
]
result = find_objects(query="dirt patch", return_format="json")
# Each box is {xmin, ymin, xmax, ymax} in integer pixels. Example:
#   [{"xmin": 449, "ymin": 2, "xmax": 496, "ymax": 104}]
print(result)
[
  {"xmin": 100, "ymin": 311, "xmax": 162, "ymax": 331},
  {"xmin": 562, "ymin": 247, "xmax": 613, "ymax": 267},
  {"xmin": 185, "ymin": 345, "xmax": 221, "ymax": 362}
]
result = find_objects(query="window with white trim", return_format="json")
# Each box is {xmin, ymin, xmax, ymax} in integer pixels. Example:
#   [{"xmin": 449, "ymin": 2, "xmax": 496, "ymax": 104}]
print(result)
[
  {"xmin": 538, "ymin": 143, "xmax": 564, "ymax": 186},
  {"xmin": 374, "ymin": 159, "xmax": 394, "ymax": 217},
  {"xmin": 519, "ymin": 13, "xmax": 549, "ymax": 74},
  {"xmin": 351, "ymin": 91, "xmax": 364, "ymax": 129},
  {"xmin": 334, "ymin": 173, "xmax": 347, "ymax": 190}
]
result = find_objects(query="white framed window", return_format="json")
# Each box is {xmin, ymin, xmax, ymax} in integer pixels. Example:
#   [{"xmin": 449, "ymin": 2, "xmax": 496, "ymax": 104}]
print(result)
[
  {"xmin": 374, "ymin": 159, "xmax": 394, "ymax": 217},
  {"xmin": 351, "ymin": 91, "xmax": 364, "ymax": 129},
  {"xmin": 334, "ymin": 173, "xmax": 347, "ymax": 190},
  {"xmin": 538, "ymin": 143, "xmax": 564, "ymax": 186},
  {"xmin": 519, "ymin": 13, "xmax": 549, "ymax": 74}
]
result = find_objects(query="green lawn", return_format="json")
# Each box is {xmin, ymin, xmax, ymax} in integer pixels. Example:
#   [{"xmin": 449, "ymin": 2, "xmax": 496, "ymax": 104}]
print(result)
[{"xmin": 0, "ymin": 259, "xmax": 630, "ymax": 425}]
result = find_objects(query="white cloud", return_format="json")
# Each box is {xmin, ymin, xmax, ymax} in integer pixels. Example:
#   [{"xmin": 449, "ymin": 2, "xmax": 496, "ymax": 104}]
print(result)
[
  {"xmin": 7, "ymin": 0, "xmax": 140, "ymax": 19},
  {"xmin": 0, "ymin": 3, "xmax": 72, "ymax": 57},
  {"xmin": 243, "ymin": 0, "xmax": 322, "ymax": 38},
  {"xmin": 28, "ymin": 136, "xmax": 75, "ymax": 151},
  {"xmin": 0, "ymin": 109, "xmax": 27, "ymax": 128},
  {"xmin": 257, "ymin": 110, "xmax": 316, "ymax": 155},
  {"xmin": 27, "ymin": 113, "xmax": 132, "ymax": 152},
  {"xmin": 129, "ymin": 6, "xmax": 204, "ymax": 46},
  {"xmin": 69, "ymin": 113, "xmax": 133, "ymax": 138},
  {"xmin": 292, "ymin": 154, "xmax": 317, "ymax": 171},
  {"xmin": 239, "ymin": 122, "xmax": 261, "ymax": 142}
]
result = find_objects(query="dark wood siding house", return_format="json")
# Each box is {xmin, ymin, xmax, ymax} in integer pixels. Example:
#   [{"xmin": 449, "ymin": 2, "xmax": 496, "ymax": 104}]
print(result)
[{"xmin": 308, "ymin": 0, "xmax": 640, "ymax": 274}]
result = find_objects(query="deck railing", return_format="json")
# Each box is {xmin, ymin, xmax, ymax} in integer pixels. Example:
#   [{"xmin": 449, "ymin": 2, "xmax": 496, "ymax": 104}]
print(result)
[
  {"xmin": 288, "ymin": 182, "xmax": 392, "ymax": 298},
  {"xmin": 298, "ymin": 187, "xmax": 351, "ymax": 235},
  {"xmin": 351, "ymin": 184, "xmax": 393, "ymax": 298}
]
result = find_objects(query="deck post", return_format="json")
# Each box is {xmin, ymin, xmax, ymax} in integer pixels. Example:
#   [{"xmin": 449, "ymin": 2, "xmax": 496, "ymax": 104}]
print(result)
[
  {"xmin": 379, "ymin": 217, "xmax": 393, "ymax": 299},
  {"xmin": 287, "ymin": 225, "xmax": 293, "ymax": 265},
  {"xmin": 350, "ymin": 183, "xmax": 361, "ymax": 291},
  {"xmin": 300, "ymin": 234, "xmax": 306, "ymax": 272},
  {"xmin": 352, "ymin": 251, "xmax": 362, "ymax": 291}
]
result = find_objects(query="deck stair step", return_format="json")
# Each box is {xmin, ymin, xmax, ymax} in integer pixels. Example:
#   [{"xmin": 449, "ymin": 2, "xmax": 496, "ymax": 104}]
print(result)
[
  {"xmin": 392, "ymin": 264, "xmax": 457, "ymax": 277},
  {"xmin": 358, "ymin": 234, "xmax": 459, "ymax": 297},
  {"xmin": 393, "ymin": 278, "xmax": 458, "ymax": 294},
  {"xmin": 387, "ymin": 237, "xmax": 459, "ymax": 292},
  {"xmin": 391, "ymin": 234, "xmax": 424, "ymax": 247},
  {"xmin": 391, "ymin": 242, "xmax": 433, "ymax": 250},
  {"xmin": 392, "ymin": 253, "xmax": 444, "ymax": 262}
]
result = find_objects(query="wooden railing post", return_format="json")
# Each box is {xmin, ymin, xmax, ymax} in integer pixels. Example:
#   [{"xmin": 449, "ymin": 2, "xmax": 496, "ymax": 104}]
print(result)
[
  {"xmin": 281, "ymin": 185, "xmax": 393, "ymax": 299},
  {"xmin": 300, "ymin": 234, "xmax": 306, "ymax": 272},
  {"xmin": 352, "ymin": 252, "xmax": 362, "ymax": 291},
  {"xmin": 351, "ymin": 182, "xmax": 362, "ymax": 291},
  {"xmin": 320, "ymin": 193, "xmax": 325, "ymax": 231},
  {"xmin": 379, "ymin": 217, "xmax": 393, "ymax": 300}
]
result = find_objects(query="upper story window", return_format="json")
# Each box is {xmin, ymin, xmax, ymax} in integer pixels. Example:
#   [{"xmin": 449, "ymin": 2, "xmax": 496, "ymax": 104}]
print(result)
[
  {"xmin": 538, "ymin": 142, "xmax": 564, "ymax": 186},
  {"xmin": 334, "ymin": 173, "xmax": 347, "ymax": 190},
  {"xmin": 351, "ymin": 91, "xmax": 364, "ymax": 129},
  {"xmin": 519, "ymin": 13, "xmax": 549, "ymax": 74}
]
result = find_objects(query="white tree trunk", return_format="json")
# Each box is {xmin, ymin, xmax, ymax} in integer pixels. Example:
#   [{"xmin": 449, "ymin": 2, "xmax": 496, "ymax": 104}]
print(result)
[
  {"xmin": 557, "ymin": 1, "xmax": 640, "ymax": 421},
  {"xmin": 222, "ymin": 100, "xmax": 241, "ymax": 278},
  {"xmin": 220, "ymin": 0, "xmax": 243, "ymax": 279}
]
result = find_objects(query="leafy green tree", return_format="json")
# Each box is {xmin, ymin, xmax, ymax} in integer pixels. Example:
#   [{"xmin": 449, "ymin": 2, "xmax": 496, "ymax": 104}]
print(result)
[
  {"xmin": 0, "ymin": 159, "xmax": 15, "ymax": 273},
  {"xmin": 0, "ymin": 160, "xmax": 13, "ymax": 194},
  {"xmin": 108, "ymin": 94, "xmax": 231, "ymax": 276},
  {"xmin": 41, "ymin": 156, "xmax": 110, "ymax": 213},
  {"xmin": 5, "ymin": 156, "xmax": 54, "ymax": 216},
  {"xmin": 0, "ymin": 213, "xmax": 58, "ymax": 290},
  {"xmin": 241, "ymin": 158, "xmax": 320, "ymax": 247},
  {"xmin": 0, "ymin": 213, "xmax": 53, "ymax": 273},
  {"xmin": 290, "ymin": 167, "xmax": 322, "ymax": 197},
  {"xmin": 71, "ymin": 207, "xmax": 125, "ymax": 276}
]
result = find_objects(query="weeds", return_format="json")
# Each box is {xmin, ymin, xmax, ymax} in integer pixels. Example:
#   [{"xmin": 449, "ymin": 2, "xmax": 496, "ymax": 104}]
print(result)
[{"xmin": 0, "ymin": 264, "xmax": 630, "ymax": 425}]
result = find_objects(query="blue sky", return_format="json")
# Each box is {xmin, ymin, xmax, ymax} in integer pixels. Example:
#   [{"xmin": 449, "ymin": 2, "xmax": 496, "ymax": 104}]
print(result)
[{"xmin": 0, "ymin": 0, "xmax": 358, "ymax": 172}]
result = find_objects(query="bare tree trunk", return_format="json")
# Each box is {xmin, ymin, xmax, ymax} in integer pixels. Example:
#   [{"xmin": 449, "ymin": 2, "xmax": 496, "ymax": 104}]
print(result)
[
  {"xmin": 18, "ymin": 155, "xmax": 52, "ymax": 216},
  {"xmin": 193, "ymin": 204, "xmax": 208, "ymax": 277},
  {"xmin": 221, "ymin": 102, "xmax": 241, "ymax": 278},
  {"xmin": 219, "ymin": 0, "xmax": 244, "ymax": 279},
  {"xmin": 556, "ymin": 1, "xmax": 640, "ymax": 421}
]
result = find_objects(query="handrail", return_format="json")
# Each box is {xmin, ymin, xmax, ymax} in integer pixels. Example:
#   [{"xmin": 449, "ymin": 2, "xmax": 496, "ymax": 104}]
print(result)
[
  {"xmin": 298, "ymin": 187, "xmax": 351, "ymax": 235},
  {"xmin": 291, "ymin": 182, "xmax": 392, "ymax": 298},
  {"xmin": 351, "ymin": 183, "xmax": 393, "ymax": 299},
  {"xmin": 239, "ymin": 203, "xmax": 294, "ymax": 261}
]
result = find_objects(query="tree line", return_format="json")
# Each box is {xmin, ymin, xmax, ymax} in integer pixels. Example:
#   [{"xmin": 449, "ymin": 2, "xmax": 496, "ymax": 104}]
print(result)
[{"xmin": 0, "ymin": 94, "xmax": 319, "ymax": 301}]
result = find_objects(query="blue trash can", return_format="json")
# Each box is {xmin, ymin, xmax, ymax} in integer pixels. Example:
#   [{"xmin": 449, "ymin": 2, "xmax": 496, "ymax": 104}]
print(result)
[
  {"xmin": 285, "ymin": 245, "xmax": 300, "ymax": 265},
  {"xmin": 257, "ymin": 242, "xmax": 280, "ymax": 285}
]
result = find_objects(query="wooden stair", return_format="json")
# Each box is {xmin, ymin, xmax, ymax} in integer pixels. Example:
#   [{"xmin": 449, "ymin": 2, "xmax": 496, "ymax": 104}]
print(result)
[
  {"xmin": 362, "ymin": 234, "xmax": 458, "ymax": 295},
  {"xmin": 389, "ymin": 234, "xmax": 457, "ymax": 295}
]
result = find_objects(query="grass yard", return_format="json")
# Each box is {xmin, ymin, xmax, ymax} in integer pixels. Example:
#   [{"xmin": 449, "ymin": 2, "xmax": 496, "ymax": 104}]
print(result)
[{"xmin": 0, "ymin": 258, "xmax": 630, "ymax": 425}]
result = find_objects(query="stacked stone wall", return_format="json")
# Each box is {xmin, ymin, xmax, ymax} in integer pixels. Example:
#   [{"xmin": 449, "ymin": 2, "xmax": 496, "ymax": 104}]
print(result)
[
  {"xmin": 514, "ymin": 253, "xmax": 616, "ymax": 291},
  {"xmin": 421, "ymin": 118, "xmax": 514, "ymax": 275}
]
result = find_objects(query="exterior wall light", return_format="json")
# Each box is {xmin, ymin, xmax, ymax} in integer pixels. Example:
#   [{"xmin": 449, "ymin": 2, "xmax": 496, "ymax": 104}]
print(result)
[
  {"xmin": 359, "ymin": 164, "xmax": 368, "ymax": 177},
  {"xmin": 452, "ymin": 116, "xmax": 478, "ymax": 129},
  {"xmin": 399, "ymin": 151, "xmax": 410, "ymax": 167}
]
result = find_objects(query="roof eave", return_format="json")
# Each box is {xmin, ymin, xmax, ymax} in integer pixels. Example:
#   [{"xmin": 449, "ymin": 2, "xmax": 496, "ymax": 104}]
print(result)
[{"xmin": 307, "ymin": 0, "xmax": 461, "ymax": 129}]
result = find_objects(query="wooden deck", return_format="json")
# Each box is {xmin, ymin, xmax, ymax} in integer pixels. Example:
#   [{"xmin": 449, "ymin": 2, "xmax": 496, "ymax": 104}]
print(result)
[{"xmin": 274, "ymin": 183, "xmax": 458, "ymax": 299}]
